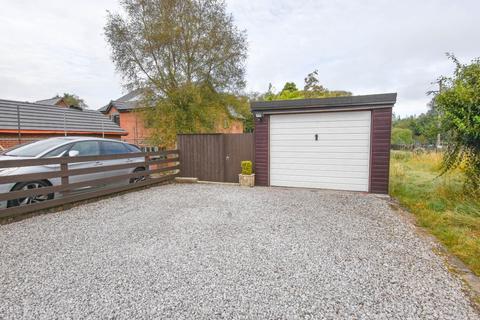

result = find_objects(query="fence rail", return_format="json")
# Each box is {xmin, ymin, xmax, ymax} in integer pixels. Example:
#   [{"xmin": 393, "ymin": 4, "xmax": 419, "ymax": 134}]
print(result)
[{"xmin": 0, "ymin": 150, "xmax": 180, "ymax": 219}]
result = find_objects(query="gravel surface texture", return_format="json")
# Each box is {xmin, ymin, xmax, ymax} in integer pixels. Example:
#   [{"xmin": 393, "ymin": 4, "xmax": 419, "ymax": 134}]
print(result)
[{"xmin": 0, "ymin": 183, "xmax": 478, "ymax": 319}]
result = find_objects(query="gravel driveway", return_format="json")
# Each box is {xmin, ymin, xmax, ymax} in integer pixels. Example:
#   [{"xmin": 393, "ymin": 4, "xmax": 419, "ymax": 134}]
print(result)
[{"xmin": 0, "ymin": 183, "xmax": 478, "ymax": 319}]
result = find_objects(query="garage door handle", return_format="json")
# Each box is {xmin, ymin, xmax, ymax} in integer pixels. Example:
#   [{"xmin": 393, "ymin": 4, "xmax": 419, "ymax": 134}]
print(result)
[
  {"xmin": 315, "ymin": 134, "xmax": 318, "ymax": 141},
  {"xmin": 226, "ymin": 155, "xmax": 230, "ymax": 160}
]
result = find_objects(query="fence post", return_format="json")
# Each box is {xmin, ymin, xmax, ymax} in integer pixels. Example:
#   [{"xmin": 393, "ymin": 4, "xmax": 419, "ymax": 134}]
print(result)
[
  {"xmin": 60, "ymin": 159, "xmax": 69, "ymax": 197},
  {"xmin": 16, "ymin": 105, "xmax": 21, "ymax": 144},
  {"xmin": 145, "ymin": 153, "xmax": 150, "ymax": 180}
]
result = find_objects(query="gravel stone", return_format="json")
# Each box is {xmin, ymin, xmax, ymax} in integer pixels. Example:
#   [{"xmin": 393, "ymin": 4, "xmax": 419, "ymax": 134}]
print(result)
[{"xmin": 0, "ymin": 183, "xmax": 478, "ymax": 319}]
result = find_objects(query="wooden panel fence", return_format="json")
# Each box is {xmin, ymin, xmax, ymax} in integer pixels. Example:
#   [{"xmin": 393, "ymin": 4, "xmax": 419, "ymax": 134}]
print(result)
[
  {"xmin": 0, "ymin": 150, "xmax": 180, "ymax": 219},
  {"xmin": 177, "ymin": 134, "xmax": 254, "ymax": 183}
]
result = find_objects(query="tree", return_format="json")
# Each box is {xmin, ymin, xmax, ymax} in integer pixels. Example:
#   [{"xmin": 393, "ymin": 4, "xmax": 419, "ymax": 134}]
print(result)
[
  {"xmin": 304, "ymin": 70, "xmax": 325, "ymax": 98},
  {"xmin": 105, "ymin": 0, "xmax": 247, "ymax": 145},
  {"xmin": 435, "ymin": 54, "xmax": 480, "ymax": 190},
  {"xmin": 391, "ymin": 127, "xmax": 414, "ymax": 146},
  {"xmin": 281, "ymin": 82, "xmax": 298, "ymax": 93},
  {"xmin": 255, "ymin": 70, "xmax": 352, "ymax": 102},
  {"xmin": 60, "ymin": 93, "xmax": 84, "ymax": 109}
]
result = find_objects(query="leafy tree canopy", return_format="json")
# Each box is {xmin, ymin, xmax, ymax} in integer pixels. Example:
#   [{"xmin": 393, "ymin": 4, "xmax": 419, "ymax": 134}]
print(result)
[
  {"xmin": 53, "ymin": 93, "xmax": 86, "ymax": 109},
  {"xmin": 392, "ymin": 109, "xmax": 439, "ymax": 145},
  {"xmin": 391, "ymin": 127, "xmax": 414, "ymax": 145},
  {"xmin": 435, "ymin": 54, "xmax": 480, "ymax": 190},
  {"xmin": 257, "ymin": 70, "xmax": 352, "ymax": 101},
  {"xmin": 105, "ymin": 0, "xmax": 247, "ymax": 145}
]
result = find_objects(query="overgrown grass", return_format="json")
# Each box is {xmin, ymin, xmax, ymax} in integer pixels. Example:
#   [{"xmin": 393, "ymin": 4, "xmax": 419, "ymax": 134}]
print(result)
[{"xmin": 390, "ymin": 151, "xmax": 480, "ymax": 276}]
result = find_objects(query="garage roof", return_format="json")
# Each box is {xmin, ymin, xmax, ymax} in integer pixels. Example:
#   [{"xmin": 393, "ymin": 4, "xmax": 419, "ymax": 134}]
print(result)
[{"xmin": 251, "ymin": 93, "xmax": 397, "ymax": 113}]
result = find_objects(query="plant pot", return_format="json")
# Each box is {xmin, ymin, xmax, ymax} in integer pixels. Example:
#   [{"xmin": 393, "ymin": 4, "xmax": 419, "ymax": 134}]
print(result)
[{"xmin": 239, "ymin": 174, "xmax": 255, "ymax": 187}]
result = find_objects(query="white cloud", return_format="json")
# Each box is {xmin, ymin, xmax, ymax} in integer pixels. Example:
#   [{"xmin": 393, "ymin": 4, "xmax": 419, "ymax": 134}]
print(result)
[{"xmin": 0, "ymin": 0, "xmax": 479, "ymax": 116}]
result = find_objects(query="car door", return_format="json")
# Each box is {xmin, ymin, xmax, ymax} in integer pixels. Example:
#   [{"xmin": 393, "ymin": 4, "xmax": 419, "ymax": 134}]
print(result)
[
  {"xmin": 99, "ymin": 141, "xmax": 133, "ymax": 186},
  {"xmin": 67, "ymin": 141, "xmax": 103, "ymax": 190}
]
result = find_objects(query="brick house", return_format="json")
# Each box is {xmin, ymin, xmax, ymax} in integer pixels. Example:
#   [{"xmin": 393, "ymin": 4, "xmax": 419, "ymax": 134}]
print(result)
[
  {"xmin": 99, "ymin": 90, "xmax": 245, "ymax": 146},
  {"xmin": 0, "ymin": 99, "xmax": 126, "ymax": 150},
  {"xmin": 35, "ymin": 96, "xmax": 89, "ymax": 110}
]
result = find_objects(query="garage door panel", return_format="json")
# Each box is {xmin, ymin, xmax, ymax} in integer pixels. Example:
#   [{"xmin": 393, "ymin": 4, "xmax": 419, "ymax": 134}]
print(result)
[
  {"xmin": 271, "ymin": 163, "xmax": 368, "ymax": 172},
  {"xmin": 271, "ymin": 151, "xmax": 369, "ymax": 160},
  {"xmin": 271, "ymin": 145, "xmax": 370, "ymax": 153},
  {"xmin": 271, "ymin": 111, "xmax": 371, "ymax": 122},
  {"xmin": 270, "ymin": 126, "xmax": 370, "ymax": 135},
  {"xmin": 270, "ymin": 133, "xmax": 370, "ymax": 141},
  {"xmin": 271, "ymin": 180, "xmax": 367, "ymax": 191},
  {"xmin": 271, "ymin": 120, "xmax": 370, "ymax": 129},
  {"xmin": 270, "ymin": 139, "xmax": 370, "ymax": 147},
  {"xmin": 271, "ymin": 168, "xmax": 369, "ymax": 179},
  {"xmin": 270, "ymin": 111, "xmax": 371, "ymax": 192},
  {"xmin": 270, "ymin": 157, "xmax": 368, "ymax": 166}
]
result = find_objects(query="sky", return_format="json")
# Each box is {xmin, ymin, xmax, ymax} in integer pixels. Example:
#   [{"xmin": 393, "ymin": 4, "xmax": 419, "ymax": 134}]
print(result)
[{"xmin": 0, "ymin": 0, "xmax": 478, "ymax": 116}]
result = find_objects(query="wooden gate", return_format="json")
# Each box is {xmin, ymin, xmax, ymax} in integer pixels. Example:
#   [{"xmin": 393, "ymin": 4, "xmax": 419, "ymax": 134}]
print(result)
[{"xmin": 177, "ymin": 133, "xmax": 254, "ymax": 182}]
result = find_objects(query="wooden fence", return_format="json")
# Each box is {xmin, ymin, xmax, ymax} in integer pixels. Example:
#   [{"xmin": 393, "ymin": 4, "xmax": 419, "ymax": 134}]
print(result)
[
  {"xmin": 0, "ymin": 150, "xmax": 180, "ymax": 219},
  {"xmin": 177, "ymin": 134, "xmax": 254, "ymax": 183}
]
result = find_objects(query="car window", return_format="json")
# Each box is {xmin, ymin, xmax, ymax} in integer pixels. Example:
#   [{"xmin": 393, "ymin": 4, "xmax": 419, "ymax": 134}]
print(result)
[
  {"xmin": 100, "ymin": 141, "xmax": 129, "ymax": 155},
  {"xmin": 42, "ymin": 144, "xmax": 72, "ymax": 158},
  {"xmin": 126, "ymin": 144, "xmax": 142, "ymax": 153},
  {"xmin": 70, "ymin": 141, "xmax": 100, "ymax": 156},
  {"xmin": 4, "ymin": 138, "xmax": 71, "ymax": 157}
]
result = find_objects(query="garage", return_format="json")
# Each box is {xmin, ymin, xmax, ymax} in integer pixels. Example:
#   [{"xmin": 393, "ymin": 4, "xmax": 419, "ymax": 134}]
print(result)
[{"xmin": 251, "ymin": 93, "xmax": 397, "ymax": 193}]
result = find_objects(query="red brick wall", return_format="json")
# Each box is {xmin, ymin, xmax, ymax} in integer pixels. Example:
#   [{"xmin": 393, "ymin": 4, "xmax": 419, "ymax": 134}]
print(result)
[{"xmin": 105, "ymin": 107, "xmax": 152, "ymax": 145}]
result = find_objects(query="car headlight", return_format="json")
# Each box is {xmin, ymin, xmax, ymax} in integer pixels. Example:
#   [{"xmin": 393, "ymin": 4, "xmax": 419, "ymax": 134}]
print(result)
[{"xmin": 0, "ymin": 167, "xmax": 18, "ymax": 175}]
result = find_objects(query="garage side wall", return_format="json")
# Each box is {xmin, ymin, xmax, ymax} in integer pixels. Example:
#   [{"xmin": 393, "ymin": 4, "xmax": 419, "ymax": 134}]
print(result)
[
  {"xmin": 369, "ymin": 108, "xmax": 392, "ymax": 194},
  {"xmin": 254, "ymin": 115, "xmax": 269, "ymax": 186}
]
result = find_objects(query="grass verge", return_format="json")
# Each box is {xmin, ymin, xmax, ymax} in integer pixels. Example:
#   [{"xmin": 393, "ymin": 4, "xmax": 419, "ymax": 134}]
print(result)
[{"xmin": 390, "ymin": 151, "xmax": 480, "ymax": 276}]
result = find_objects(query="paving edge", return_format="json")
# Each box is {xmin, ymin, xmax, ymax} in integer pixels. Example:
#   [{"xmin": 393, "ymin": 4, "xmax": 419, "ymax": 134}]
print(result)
[
  {"xmin": 388, "ymin": 199, "xmax": 480, "ymax": 312},
  {"xmin": 175, "ymin": 177, "xmax": 198, "ymax": 183}
]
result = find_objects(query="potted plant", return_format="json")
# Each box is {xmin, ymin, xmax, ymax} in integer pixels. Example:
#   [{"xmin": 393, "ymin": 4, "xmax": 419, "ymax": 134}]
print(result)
[{"xmin": 239, "ymin": 160, "xmax": 255, "ymax": 187}]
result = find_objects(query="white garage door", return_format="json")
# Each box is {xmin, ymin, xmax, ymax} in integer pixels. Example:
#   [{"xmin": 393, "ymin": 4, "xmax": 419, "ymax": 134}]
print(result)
[{"xmin": 270, "ymin": 111, "xmax": 371, "ymax": 191}]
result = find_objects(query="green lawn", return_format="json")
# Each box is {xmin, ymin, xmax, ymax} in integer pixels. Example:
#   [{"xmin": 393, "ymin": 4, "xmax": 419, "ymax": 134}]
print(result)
[{"xmin": 389, "ymin": 151, "xmax": 480, "ymax": 276}]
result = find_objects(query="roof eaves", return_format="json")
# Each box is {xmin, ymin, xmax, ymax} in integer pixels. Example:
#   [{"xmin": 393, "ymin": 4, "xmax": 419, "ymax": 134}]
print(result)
[{"xmin": 250, "ymin": 93, "xmax": 397, "ymax": 112}]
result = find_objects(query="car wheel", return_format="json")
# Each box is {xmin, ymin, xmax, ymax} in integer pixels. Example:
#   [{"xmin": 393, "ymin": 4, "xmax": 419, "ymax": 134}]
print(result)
[
  {"xmin": 129, "ymin": 167, "xmax": 146, "ymax": 184},
  {"xmin": 7, "ymin": 180, "xmax": 54, "ymax": 208}
]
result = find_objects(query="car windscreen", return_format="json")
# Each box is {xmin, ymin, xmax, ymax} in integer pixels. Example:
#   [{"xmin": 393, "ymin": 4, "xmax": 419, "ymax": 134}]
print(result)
[{"xmin": 4, "ymin": 138, "xmax": 70, "ymax": 157}]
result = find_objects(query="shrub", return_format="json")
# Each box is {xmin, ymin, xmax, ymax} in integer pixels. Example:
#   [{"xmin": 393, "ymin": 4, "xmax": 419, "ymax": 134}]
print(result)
[
  {"xmin": 391, "ymin": 127, "xmax": 414, "ymax": 145},
  {"xmin": 241, "ymin": 161, "xmax": 253, "ymax": 175},
  {"xmin": 435, "ymin": 54, "xmax": 480, "ymax": 192}
]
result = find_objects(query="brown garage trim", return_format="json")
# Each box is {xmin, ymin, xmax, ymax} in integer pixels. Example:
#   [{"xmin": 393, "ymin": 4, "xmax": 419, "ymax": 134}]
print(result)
[
  {"xmin": 369, "ymin": 108, "xmax": 393, "ymax": 194},
  {"xmin": 254, "ymin": 115, "xmax": 269, "ymax": 186}
]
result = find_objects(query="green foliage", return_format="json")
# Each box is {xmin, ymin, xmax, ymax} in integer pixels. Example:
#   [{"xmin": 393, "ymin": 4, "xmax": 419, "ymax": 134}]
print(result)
[
  {"xmin": 54, "ymin": 93, "xmax": 84, "ymax": 109},
  {"xmin": 281, "ymin": 82, "xmax": 298, "ymax": 93},
  {"xmin": 241, "ymin": 160, "xmax": 252, "ymax": 175},
  {"xmin": 390, "ymin": 151, "xmax": 480, "ymax": 275},
  {"xmin": 105, "ymin": 0, "xmax": 247, "ymax": 145},
  {"xmin": 143, "ymin": 84, "xmax": 226, "ymax": 146},
  {"xmin": 256, "ymin": 69, "xmax": 352, "ymax": 102},
  {"xmin": 391, "ymin": 127, "xmax": 414, "ymax": 145},
  {"xmin": 304, "ymin": 70, "xmax": 326, "ymax": 97},
  {"xmin": 435, "ymin": 54, "xmax": 480, "ymax": 190},
  {"xmin": 392, "ymin": 109, "xmax": 439, "ymax": 145}
]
